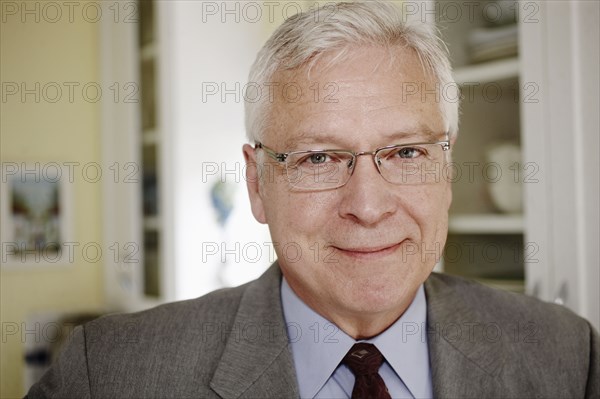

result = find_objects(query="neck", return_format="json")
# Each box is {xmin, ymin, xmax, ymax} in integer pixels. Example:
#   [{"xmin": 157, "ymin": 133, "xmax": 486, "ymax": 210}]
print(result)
[
  {"xmin": 299, "ymin": 288, "xmax": 420, "ymax": 340},
  {"xmin": 326, "ymin": 296, "xmax": 416, "ymax": 340}
]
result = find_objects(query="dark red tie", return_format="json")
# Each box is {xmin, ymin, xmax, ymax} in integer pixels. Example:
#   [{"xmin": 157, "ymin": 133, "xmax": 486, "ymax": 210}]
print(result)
[{"xmin": 343, "ymin": 343, "xmax": 392, "ymax": 399}]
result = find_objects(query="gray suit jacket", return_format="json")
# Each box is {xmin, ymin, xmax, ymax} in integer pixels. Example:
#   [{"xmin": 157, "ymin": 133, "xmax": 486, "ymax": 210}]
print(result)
[{"xmin": 27, "ymin": 264, "xmax": 599, "ymax": 398}]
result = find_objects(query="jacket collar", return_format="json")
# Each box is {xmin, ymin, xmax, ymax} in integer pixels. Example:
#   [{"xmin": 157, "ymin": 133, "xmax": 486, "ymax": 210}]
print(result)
[
  {"xmin": 209, "ymin": 263, "xmax": 299, "ymax": 398},
  {"xmin": 425, "ymin": 273, "xmax": 506, "ymax": 398}
]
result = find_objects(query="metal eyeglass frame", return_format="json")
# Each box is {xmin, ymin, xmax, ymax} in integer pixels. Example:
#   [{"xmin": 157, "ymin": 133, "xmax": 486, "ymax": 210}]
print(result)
[{"xmin": 254, "ymin": 135, "xmax": 451, "ymax": 189}]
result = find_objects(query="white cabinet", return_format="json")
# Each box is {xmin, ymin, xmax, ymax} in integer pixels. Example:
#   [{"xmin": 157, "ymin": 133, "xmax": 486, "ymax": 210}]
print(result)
[
  {"xmin": 520, "ymin": 1, "xmax": 599, "ymax": 328},
  {"xmin": 100, "ymin": 0, "xmax": 167, "ymax": 311},
  {"xmin": 435, "ymin": 0, "xmax": 525, "ymax": 292},
  {"xmin": 435, "ymin": 0, "xmax": 599, "ymax": 329},
  {"xmin": 100, "ymin": 1, "xmax": 272, "ymax": 312}
]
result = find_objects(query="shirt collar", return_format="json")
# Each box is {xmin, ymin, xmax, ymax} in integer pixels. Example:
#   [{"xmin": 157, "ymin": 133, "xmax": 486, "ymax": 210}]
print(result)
[
  {"xmin": 281, "ymin": 277, "xmax": 429, "ymax": 399},
  {"xmin": 365, "ymin": 285, "xmax": 430, "ymax": 398}
]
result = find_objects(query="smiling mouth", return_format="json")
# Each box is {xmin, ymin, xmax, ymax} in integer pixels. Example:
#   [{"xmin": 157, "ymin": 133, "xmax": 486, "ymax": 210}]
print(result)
[{"xmin": 332, "ymin": 241, "xmax": 405, "ymax": 259}]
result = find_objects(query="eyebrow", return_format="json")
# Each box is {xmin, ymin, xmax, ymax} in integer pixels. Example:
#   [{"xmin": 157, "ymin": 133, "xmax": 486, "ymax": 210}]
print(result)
[
  {"xmin": 382, "ymin": 129, "xmax": 441, "ymax": 143},
  {"xmin": 283, "ymin": 128, "xmax": 443, "ymax": 150}
]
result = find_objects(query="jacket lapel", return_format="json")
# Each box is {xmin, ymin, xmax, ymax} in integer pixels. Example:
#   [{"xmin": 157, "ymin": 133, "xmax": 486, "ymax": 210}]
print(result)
[
  {"xmin": 211, "ymin": 268, "xmax": 510, "ymax": 398},
  {"xmin": 425, "ymin": 273, "xmax": 506, "ymax": 398},
  {"xmin": 210, "ymin": 264, "xmax": 299, "ymax": 399}
]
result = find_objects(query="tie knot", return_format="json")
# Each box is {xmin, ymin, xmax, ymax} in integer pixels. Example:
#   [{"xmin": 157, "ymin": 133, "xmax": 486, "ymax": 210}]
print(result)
[{"xmin": 343, "ymin": 343, "xmax": 385, "ymax": 377}]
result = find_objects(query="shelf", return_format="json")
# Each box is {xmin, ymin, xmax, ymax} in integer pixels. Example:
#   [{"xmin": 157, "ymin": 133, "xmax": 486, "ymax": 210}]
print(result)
[
  {"xmin": 142, "ymin": 129, "xmax": 159, "ymax": 145},
  {"xmin": 140, "ymin": 42, "xmax": 157, "ymax": 61},
  {"xmin": 449, "ymin": 214, "xmax": 523, "ymax": 234},
  {"xmin": 143, "ymin": 216, "xmax": 161, "ymax": 231},
  {"xmin": 453, "ymin": 57, "xmax": 519, "ymax": 85}
]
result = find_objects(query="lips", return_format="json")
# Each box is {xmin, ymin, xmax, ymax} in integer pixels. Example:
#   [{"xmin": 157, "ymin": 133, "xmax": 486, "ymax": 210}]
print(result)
[{"xmin": 331, "ymin": 241, "xmax": 404, "ymax": 259}]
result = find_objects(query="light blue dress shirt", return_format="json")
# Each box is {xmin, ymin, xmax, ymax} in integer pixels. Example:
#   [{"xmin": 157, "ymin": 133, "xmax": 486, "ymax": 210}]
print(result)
[{"xmin": 281, "ymin": 277, "xmax": 433, "ymax": 399}]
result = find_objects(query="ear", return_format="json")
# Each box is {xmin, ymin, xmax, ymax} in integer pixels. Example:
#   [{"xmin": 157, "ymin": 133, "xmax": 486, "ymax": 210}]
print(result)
[{"xmin": 242, "ymin": 144, "xmax": 267, "ymax": 224}]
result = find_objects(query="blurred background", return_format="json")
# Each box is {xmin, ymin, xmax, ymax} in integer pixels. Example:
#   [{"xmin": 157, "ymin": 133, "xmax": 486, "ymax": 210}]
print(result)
[{"xmin": 1, "ymin": 1, "xmax": 598, "ymax": 397}]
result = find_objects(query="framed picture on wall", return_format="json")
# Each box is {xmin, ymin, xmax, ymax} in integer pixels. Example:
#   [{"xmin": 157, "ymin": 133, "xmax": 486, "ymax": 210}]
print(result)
[{"xmin": 1, "ymin": 162, "xmax": 73, "ymax": 267}]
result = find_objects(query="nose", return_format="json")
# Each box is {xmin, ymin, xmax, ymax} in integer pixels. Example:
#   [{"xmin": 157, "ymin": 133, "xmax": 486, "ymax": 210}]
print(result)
[{"xmin": 338, "ymin": 154, "xmax": 396, "ymax": 226}]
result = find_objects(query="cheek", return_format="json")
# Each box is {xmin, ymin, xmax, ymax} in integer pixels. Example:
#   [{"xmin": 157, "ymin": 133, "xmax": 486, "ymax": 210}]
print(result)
[
  {"xmin": 262, "ymin": 183, "xmax": 337, "ymax": 244},
  {"xmin": 418, "ymin": 185, "xmax": 450, "ymax": 256},
  {"xmin": 402, "ymin": 184, "xmax": 450, "ymax": 234}
]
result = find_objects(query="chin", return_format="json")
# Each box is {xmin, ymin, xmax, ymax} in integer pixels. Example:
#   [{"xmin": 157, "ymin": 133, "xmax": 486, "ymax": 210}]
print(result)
[{"xmin": 340, "ymin": 275, "xmax": 417, "ymax": 313}]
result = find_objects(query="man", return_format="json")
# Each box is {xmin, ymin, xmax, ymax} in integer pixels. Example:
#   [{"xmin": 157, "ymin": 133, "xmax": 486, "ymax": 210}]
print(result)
[{"xmin": 28, "ymin": 2, "xmax": 598, "ymax": 398}]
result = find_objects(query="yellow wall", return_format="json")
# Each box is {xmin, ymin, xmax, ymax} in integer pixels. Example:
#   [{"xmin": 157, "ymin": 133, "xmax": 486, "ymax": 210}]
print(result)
[{"xmin": 1, "ymin": 1, "xmax": 104, "ymax": 397}]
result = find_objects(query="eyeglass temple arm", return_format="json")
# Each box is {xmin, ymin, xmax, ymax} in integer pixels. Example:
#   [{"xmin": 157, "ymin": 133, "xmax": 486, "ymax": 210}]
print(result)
[{"xmin": 255, "ymin": 142, "xmax": 288, "ymax": 162}]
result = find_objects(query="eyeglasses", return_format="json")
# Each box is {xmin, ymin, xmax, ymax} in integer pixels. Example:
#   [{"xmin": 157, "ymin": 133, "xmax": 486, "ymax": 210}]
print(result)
[{"xmin": 255, "ymin": 137, "xmax": 450, "ymax": 191}]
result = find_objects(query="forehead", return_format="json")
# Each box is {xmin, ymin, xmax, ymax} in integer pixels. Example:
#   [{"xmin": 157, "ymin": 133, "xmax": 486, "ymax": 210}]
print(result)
[{"xmin": 265, "ymin": 45, "xmax": 445, "ymax": 148}]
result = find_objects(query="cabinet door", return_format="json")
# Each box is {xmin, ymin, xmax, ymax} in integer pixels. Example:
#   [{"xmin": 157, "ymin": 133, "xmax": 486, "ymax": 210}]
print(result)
[
  {"xmin": 435, "ymin": 0, "xmax": 525, "ymax": 293},
  {"xmin": 101, "ymin": 1, "xmax": 164, "ymax": 311},
  {"xmin": 521, "ymin": 1, "xmax": 599, "ymax": 329},
  {"xmin": 101, "ymin": 1, "xmax": 275, "ymax": 310}
]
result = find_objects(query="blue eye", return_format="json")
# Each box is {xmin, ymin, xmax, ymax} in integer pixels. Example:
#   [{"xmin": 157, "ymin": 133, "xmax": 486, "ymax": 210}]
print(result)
[
  {"xmin": 395, "ymin": 147, "xmax": 423, "ymax": 159},
  {"xmin": 308, "ymin": 153, "xmax": 330, "ymax": 164}
]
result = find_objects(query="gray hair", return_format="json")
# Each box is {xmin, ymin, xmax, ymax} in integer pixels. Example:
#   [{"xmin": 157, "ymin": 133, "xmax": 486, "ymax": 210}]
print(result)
[{"xmin": 244, "ymin": 1, "xmax": 459, "ymax": 143}]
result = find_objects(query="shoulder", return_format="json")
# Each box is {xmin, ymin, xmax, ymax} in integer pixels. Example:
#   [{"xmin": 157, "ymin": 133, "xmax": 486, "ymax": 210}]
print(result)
[
  {"xmin": 92, "ymin": 263, "xmax": 283, "ymax": 334},
  {"xmin": 26, "ymin": 285, "xmax": 252, "ymax": 398},
  {"xmin": 63, "ymin": 282, "xmax": 256, "ymax": 396},
  {"xmin": 82, "ymin": 282, "xmax": 251, "ymax": 347},
  {"xmin": 27, "ymin": 266, "xmax": 285, "ymax": 397},
  {"xmin": 425, "ymin": 272, "xmax": 599, "ymax": 397},
  {"xmin": 425, "ymin": 272, "xmax": 589, "ymax": 331}
]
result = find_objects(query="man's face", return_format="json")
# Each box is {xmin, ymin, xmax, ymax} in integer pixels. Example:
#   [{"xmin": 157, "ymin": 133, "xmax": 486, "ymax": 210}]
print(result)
[{"xmin": 243, "ymin": 46, "xmax": 452, "ymax": 336}]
